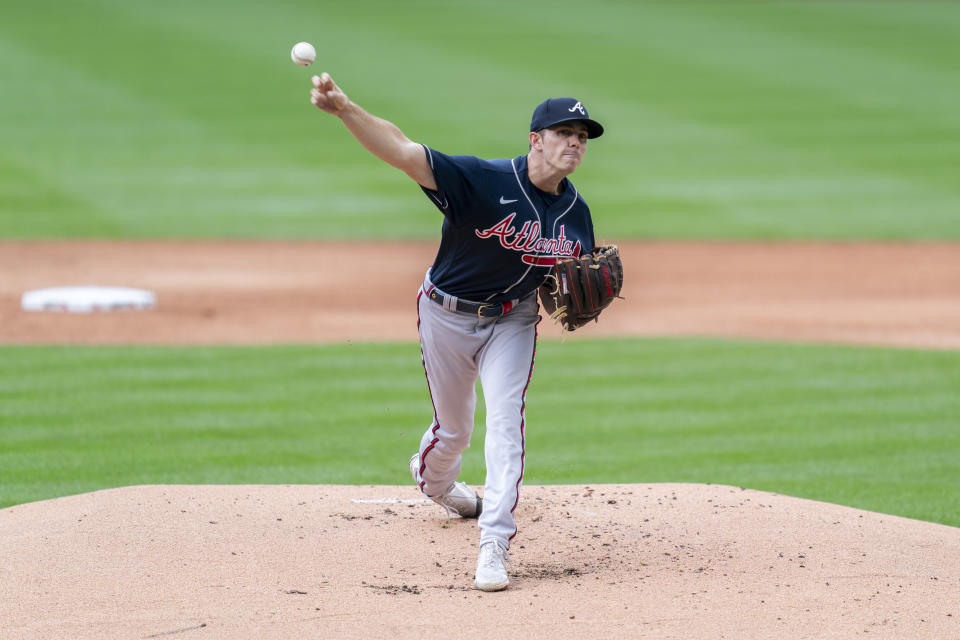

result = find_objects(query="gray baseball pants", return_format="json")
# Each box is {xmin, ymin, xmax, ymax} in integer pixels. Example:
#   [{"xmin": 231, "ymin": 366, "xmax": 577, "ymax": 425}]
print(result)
[{"xmin": 414, "ymin": 273, "xmax": 539, "ymax": 547}]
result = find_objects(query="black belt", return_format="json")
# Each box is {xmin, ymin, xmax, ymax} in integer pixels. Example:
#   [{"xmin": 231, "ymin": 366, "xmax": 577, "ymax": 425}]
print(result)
[{"xmin": 425, "ymin": 286, "xmax": 519, "ymax": 318}]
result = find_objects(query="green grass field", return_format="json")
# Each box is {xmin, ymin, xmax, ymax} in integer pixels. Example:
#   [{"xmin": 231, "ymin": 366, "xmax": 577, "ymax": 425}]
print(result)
[
  {"xmin": 1, "ymin": 1, "xmax": 958, "ymax": 239},
  {"xmin": 2, "ymin": 2, "xmax": 958, "ymax": 527},
  {"xmin": 2, "ymin": 340, "xmax": 958, "ymax": 526}
]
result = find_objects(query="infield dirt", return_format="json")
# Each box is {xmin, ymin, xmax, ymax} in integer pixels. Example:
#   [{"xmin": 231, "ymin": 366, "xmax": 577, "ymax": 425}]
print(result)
[{"xmin": 2, "ymin": 240, "xmax": 959, "ymax": 348}]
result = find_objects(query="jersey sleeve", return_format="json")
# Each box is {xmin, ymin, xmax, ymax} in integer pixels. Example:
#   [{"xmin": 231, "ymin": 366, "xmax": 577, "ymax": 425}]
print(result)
[{"xmin": 419, "ymin": 146, "xmax": 480, "ymax": 225}]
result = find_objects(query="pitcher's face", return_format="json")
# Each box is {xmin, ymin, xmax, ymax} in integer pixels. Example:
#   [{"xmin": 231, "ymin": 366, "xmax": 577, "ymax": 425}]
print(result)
[{"xmin": 533, "ymin": 121, "xmax": 589, "ymax": 175}]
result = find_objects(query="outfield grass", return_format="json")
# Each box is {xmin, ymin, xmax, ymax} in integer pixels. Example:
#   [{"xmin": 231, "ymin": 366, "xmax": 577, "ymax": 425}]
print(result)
[
  {"xmin": 2, "ymin": 339, "xmax": 957, "ymax": 526},
  {"xmin": 2, "ymin": 1, "xmax": 958, "ymax": 240}
]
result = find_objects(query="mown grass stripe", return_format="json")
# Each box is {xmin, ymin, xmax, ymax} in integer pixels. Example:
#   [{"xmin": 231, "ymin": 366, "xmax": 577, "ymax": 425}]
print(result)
[{"xmin": 1, "ymin": 339, "xmax": 957, "ymax": 527}]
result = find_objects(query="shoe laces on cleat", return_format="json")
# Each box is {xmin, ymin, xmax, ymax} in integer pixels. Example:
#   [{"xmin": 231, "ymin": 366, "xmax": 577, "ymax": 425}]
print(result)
[{"xmin": 478, "ymin": 540, "xmax": 510, "ymax": 571}]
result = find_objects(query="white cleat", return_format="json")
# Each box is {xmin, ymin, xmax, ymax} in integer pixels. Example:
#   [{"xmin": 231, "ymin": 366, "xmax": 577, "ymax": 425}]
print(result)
[
  {"xmin": 436, "ymin": 481, "xmax": 483, "ymax": 518},
  {"xmin": 409, "ymin": 453, "xmax": 421, "ymax": 485},
  {"xmin": 474, "ymin": 540, "xmax": 510, "ymax": 591},
  {"xmin": 409, "ymin": 453, "xmax": 483, "ymax": 519}
]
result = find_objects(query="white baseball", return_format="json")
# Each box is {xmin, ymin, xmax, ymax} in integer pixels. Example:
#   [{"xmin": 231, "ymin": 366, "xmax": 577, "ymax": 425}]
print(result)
[{"xmin": 290, "ymin": 42, "xmax": 316, "ymax": 66}]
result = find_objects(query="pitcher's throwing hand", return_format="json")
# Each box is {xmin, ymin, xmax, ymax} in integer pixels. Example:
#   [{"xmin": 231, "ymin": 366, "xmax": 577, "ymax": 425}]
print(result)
[{"xmin": 310, "ymin": 73, "xmax": 350, "ymax": 115}]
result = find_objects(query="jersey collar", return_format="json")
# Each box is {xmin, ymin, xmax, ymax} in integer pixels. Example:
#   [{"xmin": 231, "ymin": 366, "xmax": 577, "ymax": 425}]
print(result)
[{"xmin": 515, "ymin": 154, "xmax": 575, "ymax": 208}]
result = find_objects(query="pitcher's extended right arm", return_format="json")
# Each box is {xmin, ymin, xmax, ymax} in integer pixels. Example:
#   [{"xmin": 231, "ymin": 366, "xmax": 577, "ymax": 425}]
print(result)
[{"xmin": 310, "ymin": 73, "xmax": 436, "ymax": 191}]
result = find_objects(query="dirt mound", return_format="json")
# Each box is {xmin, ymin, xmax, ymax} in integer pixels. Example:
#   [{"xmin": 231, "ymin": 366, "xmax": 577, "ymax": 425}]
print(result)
[{"xmin": 2, "ymin": 484, "xmax": 957, "ymax": 639}]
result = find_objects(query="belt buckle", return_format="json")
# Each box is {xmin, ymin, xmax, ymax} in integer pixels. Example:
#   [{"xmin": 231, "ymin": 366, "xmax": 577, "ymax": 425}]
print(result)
[{"xmin": 477, "ymin": 303, "xmax": 494, "ymax": 318}]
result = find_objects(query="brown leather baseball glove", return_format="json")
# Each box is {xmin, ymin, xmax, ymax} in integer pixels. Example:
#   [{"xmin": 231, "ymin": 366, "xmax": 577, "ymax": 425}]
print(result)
[{"xmin": 538, "ymin": 244, "xmax": 624, "ymax": 332}]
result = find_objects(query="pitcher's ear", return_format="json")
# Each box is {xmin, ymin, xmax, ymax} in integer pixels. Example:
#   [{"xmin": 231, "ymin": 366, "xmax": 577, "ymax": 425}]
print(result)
[{"xmin": 529, "ymin": 130, "xmax": 542, "ymax": 151}]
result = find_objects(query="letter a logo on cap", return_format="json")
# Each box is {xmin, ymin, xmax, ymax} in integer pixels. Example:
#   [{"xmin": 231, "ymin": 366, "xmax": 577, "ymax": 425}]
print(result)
[{"xmin": 568, "ymin": 101, "xmax": 586, "ymax": 116}]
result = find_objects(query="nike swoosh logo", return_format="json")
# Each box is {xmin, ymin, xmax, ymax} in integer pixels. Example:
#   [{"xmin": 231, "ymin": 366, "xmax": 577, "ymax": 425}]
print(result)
[{"xmin": 499, "ymin": 196, "xmax": 518, "ymax": 205}]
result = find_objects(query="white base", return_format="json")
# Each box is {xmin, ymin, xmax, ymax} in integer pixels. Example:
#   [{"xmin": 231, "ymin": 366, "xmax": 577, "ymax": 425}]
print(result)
[{"xmin": 21, "ymin": 286, "xmax": 156, "ymax": 313}]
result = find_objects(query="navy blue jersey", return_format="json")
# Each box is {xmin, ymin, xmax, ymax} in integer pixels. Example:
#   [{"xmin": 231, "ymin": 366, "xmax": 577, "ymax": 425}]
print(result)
[{"xmin": 420, "ymin": 146, "xmax": 596, "ymax": 304}]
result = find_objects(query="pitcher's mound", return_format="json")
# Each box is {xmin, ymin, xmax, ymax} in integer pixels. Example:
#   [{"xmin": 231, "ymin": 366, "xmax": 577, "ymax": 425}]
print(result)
[{"xmin": 1, "ymin": 484, "xmax": 957, "ymax": 639}]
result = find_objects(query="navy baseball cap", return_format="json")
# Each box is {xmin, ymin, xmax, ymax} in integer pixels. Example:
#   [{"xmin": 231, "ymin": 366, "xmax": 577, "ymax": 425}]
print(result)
[{"xmin": 530, "ymin": 97, "xmax": 604, "ymax": 139}]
